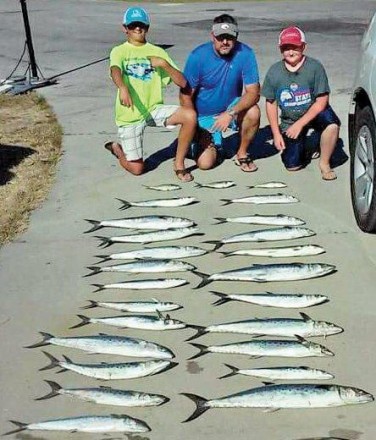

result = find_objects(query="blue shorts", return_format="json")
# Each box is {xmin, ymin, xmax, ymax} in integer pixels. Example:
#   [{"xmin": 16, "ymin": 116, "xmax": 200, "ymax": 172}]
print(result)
[{"xmin": 281, "ymin": 105, "xmax": 341, "ymax": 169}]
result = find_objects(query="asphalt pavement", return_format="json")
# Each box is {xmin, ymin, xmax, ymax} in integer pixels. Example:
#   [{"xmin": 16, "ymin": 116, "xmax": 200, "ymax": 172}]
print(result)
[{"xmin": 1, "ymin": 1, "xmax": 376, "ymax": 439}]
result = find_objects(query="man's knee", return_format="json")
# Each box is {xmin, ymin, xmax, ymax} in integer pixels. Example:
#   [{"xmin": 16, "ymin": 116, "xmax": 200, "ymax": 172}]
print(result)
[
  {"xmin": 181, "ymin": 107, "xmax": 197, "ymax": 125},
  {"xmin": 196, "ymin": 147, "xmax": 217, "ymax": 170},
  {"xmin": 243, "ymin": 104, "xmax": 261, "ymax": 124},
  {"xmin": 124, "ymin": 160, "xmax": 144, "ymax": 175}
]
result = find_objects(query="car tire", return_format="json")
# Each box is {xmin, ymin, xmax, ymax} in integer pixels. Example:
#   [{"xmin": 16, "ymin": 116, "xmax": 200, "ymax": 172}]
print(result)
[{"xmin": 350, "ymin": 105, "xmax": 376, "ymax": 232}]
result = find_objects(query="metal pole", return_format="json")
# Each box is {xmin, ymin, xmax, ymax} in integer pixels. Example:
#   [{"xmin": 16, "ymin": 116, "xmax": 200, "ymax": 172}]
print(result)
[{"xmin": 20, "ymin": 0, "xmax": 38, "ymax": 79}]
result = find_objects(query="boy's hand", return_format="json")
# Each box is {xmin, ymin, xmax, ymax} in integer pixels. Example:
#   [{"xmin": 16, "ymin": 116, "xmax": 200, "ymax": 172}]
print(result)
[
  {"xmin": 148, "ymin": 56, "xmax": 168, "ymax": 69},
  {"xmin": 119, "ymin": 88, "xmax": 133, "ymax": 107},
  {"xmin": 285, "ymin": 121, "xmax": 303, "ymax": 139},
  {"xmin": 273, "ymin": 133, "xmax": 286, "ymax": 151}
]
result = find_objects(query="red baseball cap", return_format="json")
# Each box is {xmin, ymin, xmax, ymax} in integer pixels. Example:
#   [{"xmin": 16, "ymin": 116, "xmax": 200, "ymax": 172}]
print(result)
[{"xmin": 279, "ymin": 26, "xmax": 306, "ymax": 47}]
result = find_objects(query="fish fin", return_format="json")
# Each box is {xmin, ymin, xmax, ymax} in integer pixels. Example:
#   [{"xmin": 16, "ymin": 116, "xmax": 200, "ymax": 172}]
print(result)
[
  {"xmin": 300, "ymin": 312, "xmax": 312, "ymax": 322},
  {"xmin": 264, "ymin": 291, "xmax": 274, "ymax": 295},
  {"xmin": 35, "ymin": 380, "xmax": 61, "ymax": 401},
  {"xmin": 185, "ymin": 326, "xmax": 207, "ymax": 341},
  {"xmin": 220, "ymin": 199, "xmax": 232, "ymax": 206},
  {"xmin": 262, "ymin": 381, "xmax": 275, "ymax": 386},
  {"xmin": 253, "ymin": 277, "xmax": 267, "ymax": 282},
  {"xmin": 83, "ymin": 266, "xmax": 102, "ymax": 277},
  {"xmin": 152, "ymin": 298, "xmax": 159, "ymax": 303},
  {"xmin": 39, "ymin": 351, "xmax": 60, "ymax": 371},
  {"xmin": 193, "ymin": 272, "xmax": 211, "ymax": 289},
  {"xmin": 249, "ymin": 356, "xmax": 262, "ymax": 359},
  {"xmin": 94, "ymin": 255, "xmax": 111, "ymax": 263},
  {"xmin": 188, "ymin": 343, "xmax": 208, "ymax": 360},
  {"xmin": 180, "ymin": 393, "xmax": 209, "ymax": 422},
  {"xmin": 116, "ymin": 198, "xmax": 131, "ymax": 210},
  {"xmin": 203, "ymin": 240, "xmax": 223, "ymax": 251},
  {"xmin": 94, "ymin": 236, "xmax": 113, "ymax": 248},
  {"xmin": 83, "ymin": 219, "xmax": 102, "ymax": 233},
  {"xmin": 80, "ymin": 300, "xmax": 98, "ymax": 310},
  {"xmin": 210, "ymin": 291, "xmax": 231, "ymax": 306},
  {"xmin": 99, "ymin": 385, "xmax": 112, "ymax": 390},
  {"xmin": 3, "ymin": 421, "xmax": 28, "ymax": 436},
  {"xmin": 295, "ymin": 335, "xmax": 309, "ymax": 345},
  {"xmin": 24, "ymin": 332, "xmax": 52, "ymax": 349},
  {"xmin": 247, "ymin": 185, "xmax": 255, "ymax": 189},
  {"xmin": 92, "ymin": 284, "xmax": 105, "ymax": 292},
  {"xmin": 62, "ymin": 355, "xmax": 72, "ymax": 363},
  {"xmin": 69, "ymin": 315, "xmax": 90, "ymax": 329},
  {"xmin": 213, "ymin": 217, "xmax": 226, "ymax": 225},
  {"xmin": 218, "ymin": 364, "xmax": 239, "ymax": 379},
  {"xmin": 263, "ymin": 407, "xmax": 280, "ymax": 413}
]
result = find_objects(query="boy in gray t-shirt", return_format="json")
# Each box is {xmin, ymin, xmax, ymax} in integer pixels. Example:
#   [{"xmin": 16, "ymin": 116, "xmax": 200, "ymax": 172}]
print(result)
[{"xmin": 262, "ymin": 26, "xmax": 340, "ymax": 180}]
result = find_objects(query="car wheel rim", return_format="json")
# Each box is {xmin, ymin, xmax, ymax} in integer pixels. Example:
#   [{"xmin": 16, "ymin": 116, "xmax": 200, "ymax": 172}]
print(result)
[{"xmin": 354, "ymin": 124, "xmax": 375, "ymax": 215}]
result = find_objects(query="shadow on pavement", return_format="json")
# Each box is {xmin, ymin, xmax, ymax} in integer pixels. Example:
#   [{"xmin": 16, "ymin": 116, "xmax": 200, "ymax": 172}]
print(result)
[{"xmin": 0, "ymin": 144, "xmax": 35, "ymax": 185}]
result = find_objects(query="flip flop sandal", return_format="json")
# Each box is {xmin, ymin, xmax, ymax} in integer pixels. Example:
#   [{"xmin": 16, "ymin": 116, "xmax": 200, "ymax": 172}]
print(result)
[
  {"xmin": 104, "ymin": 141, "xmax": 123, "ymax": 158},
  {"xmin": 234, "ymin": 155, "xmax": 258, "ymax": 172},
  {"xmin": 321, "ymin": 169, "xmax": 337, "ymax": 181},
  {"xmin": 175, "ymin": 168, "xmax": 194, "ymax": 182}
]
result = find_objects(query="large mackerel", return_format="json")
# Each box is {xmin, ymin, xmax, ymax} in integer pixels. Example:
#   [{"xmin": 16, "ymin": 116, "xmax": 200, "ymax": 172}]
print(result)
[
  {"xmin": 96, "ymin": 226, "xmax": 202, "ymax": 247},
  {"xmin": 195, "ymin": 263, "xmax": 336, "ymax": 288},
  {"xmin": 84, "ymin": 215, "xmax": 194, "ymax": 232},
  {"xmin": 187, "ymin": 313, "xmax": 343, "ymax": 341},
  {"xmin": 222, "ymin": 193, "xmax": 299, "ymax": 205},
  {"xmin": 117, "ymin": 197, "xmax": 198, "ymax": 210},
  {"xmin": 85, "ymin": 259, "xmax": 196, "ymax": 277},
  {"xmin": 211, "ymin": 291, "xmax": 329, "ymax": 309},
  {"xmin": 96, "ymin": 245, "xmax": 208, "ymax": 262},
  {"xmin": 82, "ymin": 299, "xmax": 183, "ymax": 313},
  {"xmin": 214, "ymin": 214, "xmax": 305, "ymax": 226},
  {"xmin": 182, "ymin": 384, "xmax": 373, "ymax": 421},
  {"xmin": 4, "ymin": 415, "xmax": 151, "ymax": 435},
  {"xmin": 40, "ymin": 351, "xmax": 177, "ymax": 380},
  {"xmin": 220, "ymin": 365, "xmax": 334, "ymax": 380},
  {"xmin": 36, "ymin": 380, "xmax": 169, "ymax": 407},
  {"xmin": 25, "ymin": 332, "xmax": 174, "ymax": 359},
  {"xmin": 92, "ymin": 278, "xmax": 188, "ymax": 291},
  {"xmin": 221, "ymin": 244, "xmax": 325, "ymax": 258}
]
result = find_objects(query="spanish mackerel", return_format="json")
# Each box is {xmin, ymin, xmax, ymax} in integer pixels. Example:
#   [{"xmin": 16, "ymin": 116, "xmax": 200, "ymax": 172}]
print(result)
[
  {"xmin": 214, "ymin": 214, "xmax": 305, "ymax": 226},
  {"xmin": 84, "ymin": 215, "xmax": 194, "ymax": 233},
  {"xmin": 92, "ymin": 278, "xmax": 188, "ymax": 291},
  {"xmin": 36, "ymin": 380, "xmax": 169, "ymax": 407},
  {"xmin": 142, "ymin": 183, "xmax": 181, "ymax": 191},
  {"xmin": 96, "ymin": 226, "xmax": 202, "ymax": 247},
  {"xmin": 222, "ymin": 193, "xmax": 299, "ymax": 205},
  {"xmin": 82, "ymin": 299, "xmax": 182, "ymax": 313},
  {"xmin": 40, "ymin": 351, "xmax": 177, "ymax": 380},
  {"xmin": 220, "ymin": 365, "xmax": 334, "ymax": 380},
  {"xmin": 187, "ymin": 313, "xmax": 343, "ymax": 341},
  {"xmin": 248, "ymin": 181, "xmax": 287, "ymax": 189},
  {"xmin": 207, "ymin": 227, "xmax": 315, "ymax": 250},
  {"xmin": 4, "ymin": 415, "xmax": 151, "ymax": 435},
  {"xmin": 195, "ymin": 263, "xmax": 336, "ymax": 288},
  {"xmin": 25, "ymin": 332, "xmax": 174, "ymax": 359},
  {"xmin": 96, "ymin": 245, "xmax": 208, "ymax": 263},
  {"xmin": 221, "ymin": 244, "xmax": 325, "ymax": 258},
  {"xmin": 195, "ymin": 181, "xmax": 236, "ymax": 189},
  {"xmin": 188, "ymin": 336, "xmax": 334, "ymax": 360},
  {"xmin": 117, "ymin": 197, "xmax": 198, "ymax": 210},
  {"xmin": 182, "ymin": 384, "xmax": 373, "ymax": 421},
  {"xmin": 211, "ymin": 291, "xmax": 329, "ymax": 309}
]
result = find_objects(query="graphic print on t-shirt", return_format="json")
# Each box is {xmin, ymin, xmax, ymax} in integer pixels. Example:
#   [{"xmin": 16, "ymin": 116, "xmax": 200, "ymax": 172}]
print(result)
[
  {"xmin": 278, "ymin": 83, "xmax": 312, "ymax": 112},
  {"xmin": 124, "ymin": 58, "xmax": 154, "ymax": 81}
]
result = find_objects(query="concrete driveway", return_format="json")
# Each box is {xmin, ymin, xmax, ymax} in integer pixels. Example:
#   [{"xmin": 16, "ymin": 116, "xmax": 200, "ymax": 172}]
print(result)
[{"xmin": 1, "ymin": 0, "xmax": 376, "ymax": 439}]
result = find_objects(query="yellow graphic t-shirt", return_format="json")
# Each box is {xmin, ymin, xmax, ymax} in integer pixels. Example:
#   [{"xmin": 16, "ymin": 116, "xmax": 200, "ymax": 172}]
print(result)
[{"xmin": 110, "ymin": 41, "xmax": 178, "ymax": 126}]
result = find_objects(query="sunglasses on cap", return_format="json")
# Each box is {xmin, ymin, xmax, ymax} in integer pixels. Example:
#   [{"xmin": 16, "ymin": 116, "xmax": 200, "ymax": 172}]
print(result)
[{"xmin": 126, "ymin": 22, "xmax": 149, "ymax": 30}]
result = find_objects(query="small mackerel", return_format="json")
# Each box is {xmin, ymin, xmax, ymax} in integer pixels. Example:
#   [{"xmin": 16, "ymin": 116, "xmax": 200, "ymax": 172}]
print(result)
[
  {"xmin": 92, "ymin": 278, "xmax": 188, "ymax": 291},
  {"xmin": 82, "ymin": 299, "xmax": 182, "ymax": 313},
  {"xmin": 195, "ymin": 181, "xmax": 236, "ymax": 189},
  {"xmin": 248, "ymin": 181, "xmax": 287, "ymax": 189},
  {"xmin": 215, "ymin": 214, "xmax": 305, "ymax": 226},
  {"xmin": 117, "ymin": 197, "xmax": 198, "ymax": 210},
  {"xmin": 142, "ymin": 183, "xmax": 181, "ymax": 191},
  {"xmin": 36, "ymin": 380, "xmax": 169, "ymax": 407},
  {"xmin": 222, "ymin": 193, "xmax": 299, "ymax": 205},
  {"xmin": 220, "ymin": 365, "xmax": 334, "ymax": 380},
  {"xmin": 40, "ymin": 351, "xmax": 177, "ymax": 380},
  {"xmin": 221, "ymin": 244, "xmax": 325, "ymax": 258}
]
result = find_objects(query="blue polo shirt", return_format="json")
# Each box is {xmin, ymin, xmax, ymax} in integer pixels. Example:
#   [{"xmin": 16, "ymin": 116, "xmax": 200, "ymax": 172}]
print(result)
[{"xmin": 184, "ymin": 41, "xmax": 259, "ymax": 116}]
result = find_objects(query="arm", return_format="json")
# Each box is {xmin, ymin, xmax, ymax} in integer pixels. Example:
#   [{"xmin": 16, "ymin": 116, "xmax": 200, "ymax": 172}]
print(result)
[
  {"xmin": 179, "ymin": 85, "xmax": 196, "ymax": 109},
  {"xmin": 110, "ymin": 66, "xmax": 133, "ymax": 107},
  {"xmin": 266, "ymin": 99, "xmax": 285, "ymax": 151},
  {"xmin": 148, "ymin": 57, "xmax": 187, "ymax": 88}
]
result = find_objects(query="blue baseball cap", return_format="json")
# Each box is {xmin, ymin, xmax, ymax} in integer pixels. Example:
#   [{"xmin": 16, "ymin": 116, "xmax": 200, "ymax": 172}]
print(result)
[{"xmin": 123, "ymin": 7, "xmax": 150, "ymax": 26}]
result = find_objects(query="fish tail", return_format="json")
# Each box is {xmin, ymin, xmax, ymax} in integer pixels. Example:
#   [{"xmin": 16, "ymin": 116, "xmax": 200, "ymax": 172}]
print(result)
[
  {"xmin": 116, "ymin": 198, "xmax": 131, "ymax": 210},
  {"xmin": 80, "ymin": 300, "xmax": 98, "ymax": 310},
  {"xmin": 188, "ymin": 343, "xmax": 208, "ymax": 360},
  {"xmin": 203, "ymin": 240, "xmax": 223, "ymax": 251},
  {"xmin": 3, "ymin": 421, "xmax": 28, "ymax": 436},
  {"xmin": 95, "ymin": 255, "xmax": 111, "ymax": 263},
  {"xmin": 221, "ymin": 199, "xmax": 232, "ymax": 206},
  {"xmin": 210, "ymin": 291, "xmax": 231, "ymax": 306},
  {"xmin": 83, "ymin": 266, "xmax": 102, "ymax": 277},
  {"xmin": 247, "ymin": 185, "xmax": 255, "ymax": 189},
  {"xmin": 194, "ymin": 183, "xmax": 203, "ymax": 188},
  {"xmin": 185, "ymin": 325, "xmax": 207, "ymax": 342},
  {"xmin": 92, "ymin": 284, "xmax": 105, "ymax": 292},
  {"xmin": 35, "ymin": 380, "xmax": 61, "ymax": 401},
  {"xmin": 39, "ymin": 351, "xmax": 61, "ymax": 371},
  {"xmin": 218, "ymin": 364, "xmax": 239, "ymax": 379},
  {"xmin": 83, "ymin": 219, "xmax": 102, "ymax": 233},
  {"xmin": 24, "ymin": 332, "xmax": 52, "ymax": 349},
  {"xmin": 213, "ymin": 217, "xmax": 226, "ymax": 225},
  {"xmin": 69, "ymin": 315, "xmax": 91, "ymax": 329},
  {"xmin": 180, "ymin": 393, "xmax": 209, "ymax": 422},
  {"xmin": 193, "ymin": 272, "xmax": 212, "ymax": 289},
  {"xmin": 94, "ymin": 236, "xmax": 112, "ymax": 248}
]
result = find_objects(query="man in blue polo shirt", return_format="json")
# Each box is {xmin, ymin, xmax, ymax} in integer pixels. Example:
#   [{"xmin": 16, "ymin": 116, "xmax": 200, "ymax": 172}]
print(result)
[{"xmin": 181, "ymin": 14, "xmax": 260, "ymax": 172}]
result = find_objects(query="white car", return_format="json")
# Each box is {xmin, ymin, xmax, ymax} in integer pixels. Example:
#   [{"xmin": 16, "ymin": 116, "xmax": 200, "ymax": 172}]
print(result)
[{"xmin": 349, "ymin": 12, "xmax": 376, "ymax": 232}]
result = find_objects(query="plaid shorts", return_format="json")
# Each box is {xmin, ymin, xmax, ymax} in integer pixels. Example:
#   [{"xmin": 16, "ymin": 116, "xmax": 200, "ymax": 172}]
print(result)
[{"xmin": 117, "ymin": 105, "xmax": 179, "ymax": 161}]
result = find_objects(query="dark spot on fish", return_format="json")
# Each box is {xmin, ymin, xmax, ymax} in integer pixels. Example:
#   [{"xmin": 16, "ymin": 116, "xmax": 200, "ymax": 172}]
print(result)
[
  {"xmin": 186, "ymin": 361, "xmax": 203, "ymax": 374},
  {"xmin": 329, "ymin": 429, "xmax": 363, "ymax": 439}
]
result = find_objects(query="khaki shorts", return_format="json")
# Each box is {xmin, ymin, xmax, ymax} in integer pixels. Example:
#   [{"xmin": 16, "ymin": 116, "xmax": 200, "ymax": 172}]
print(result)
[{"xmin": 117, "ymin": 105, "xmax": 179, "ymax": 161}]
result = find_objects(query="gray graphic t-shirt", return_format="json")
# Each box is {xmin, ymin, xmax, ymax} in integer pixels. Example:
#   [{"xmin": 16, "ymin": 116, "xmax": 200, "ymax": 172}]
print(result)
[{"xmin": 262, "ymin": 56, "xmax": 330, "ymax": 130}]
